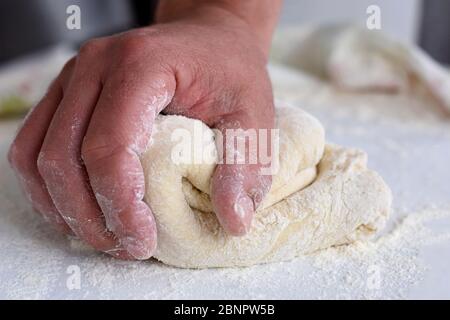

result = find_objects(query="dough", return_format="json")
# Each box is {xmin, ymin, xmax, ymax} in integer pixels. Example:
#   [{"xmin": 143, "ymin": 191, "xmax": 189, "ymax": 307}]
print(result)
[{"xmin": 141, "ymin": 106, "xmax": 391, "ymax": 268}]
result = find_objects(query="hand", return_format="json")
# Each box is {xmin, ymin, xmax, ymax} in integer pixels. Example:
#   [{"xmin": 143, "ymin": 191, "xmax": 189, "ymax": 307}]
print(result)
[{"xmin": 8, "ymin": 4, "xmax": 275, "ymax": 259}]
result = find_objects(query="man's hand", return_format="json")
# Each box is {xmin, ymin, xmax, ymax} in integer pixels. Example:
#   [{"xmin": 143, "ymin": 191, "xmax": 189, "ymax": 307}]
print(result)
[{"xmin": 8, "ymin": 1, "xmax": 281, "ymax": 259}]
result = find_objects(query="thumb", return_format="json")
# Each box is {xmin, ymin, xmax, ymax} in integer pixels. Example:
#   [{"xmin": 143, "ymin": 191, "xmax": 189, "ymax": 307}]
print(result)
[{"xmin": 211, "ymin": 107, "xmax": 275, "ymax": 236}]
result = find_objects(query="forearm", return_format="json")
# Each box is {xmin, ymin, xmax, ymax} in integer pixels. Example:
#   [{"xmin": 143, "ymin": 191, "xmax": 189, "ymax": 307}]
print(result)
[{"xmin": 156, "ymin": 0, "xmax": 282, "ymax": 56}]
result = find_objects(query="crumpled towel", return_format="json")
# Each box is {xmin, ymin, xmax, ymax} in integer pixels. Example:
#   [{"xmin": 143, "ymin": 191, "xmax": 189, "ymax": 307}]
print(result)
[{"xmin": 271, "ymin": 25, "xmax": 450, "ymax": 114}]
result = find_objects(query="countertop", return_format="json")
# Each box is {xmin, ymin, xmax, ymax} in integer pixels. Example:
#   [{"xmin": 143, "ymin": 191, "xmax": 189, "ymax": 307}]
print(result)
[{"xmin": 0, "ymin": 37, "xmax": 449, "ymax": 299}]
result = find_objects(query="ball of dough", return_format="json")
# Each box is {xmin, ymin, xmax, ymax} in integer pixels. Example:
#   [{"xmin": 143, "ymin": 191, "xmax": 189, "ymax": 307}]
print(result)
[{"xmin": 140, "ymin": 106, "xmax": 391, "ymax": 268}]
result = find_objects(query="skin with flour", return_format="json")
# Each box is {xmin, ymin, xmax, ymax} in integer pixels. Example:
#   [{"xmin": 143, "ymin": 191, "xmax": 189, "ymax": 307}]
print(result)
[{"xmin": 7, "ymin": 0, "xmax": 283, "ymax": 260}]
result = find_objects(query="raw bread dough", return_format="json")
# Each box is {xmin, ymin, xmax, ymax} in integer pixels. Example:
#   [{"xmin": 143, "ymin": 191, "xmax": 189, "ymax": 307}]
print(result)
[{"xmin": 141, "ymin": 106, "xmax": 391, "ymax": 268}]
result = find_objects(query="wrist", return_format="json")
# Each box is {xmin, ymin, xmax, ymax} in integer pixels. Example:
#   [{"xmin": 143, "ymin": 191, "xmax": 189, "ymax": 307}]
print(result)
[{"xmin": 156, "ymin": 0, "xmax": 281, "ymax": 58}]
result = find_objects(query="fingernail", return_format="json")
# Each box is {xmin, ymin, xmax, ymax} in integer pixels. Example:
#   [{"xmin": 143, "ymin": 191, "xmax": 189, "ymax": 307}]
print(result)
[
  {"xmin": 121, "ymin": 237, "xmax": 153, "ymax": 260},
  {"xmin": 232, "ymin": 195, "xmax": 254, "ymax": 235}
]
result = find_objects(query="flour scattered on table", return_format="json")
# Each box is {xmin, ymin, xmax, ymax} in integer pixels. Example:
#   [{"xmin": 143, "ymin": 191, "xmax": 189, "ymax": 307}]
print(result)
[
  {"xmin": 0, "ymin": 155, "xmax": 448, "ymax": 299},
  {"xmin": 1, "ymin": 44, "xmax": 450, "ymax": 297}
]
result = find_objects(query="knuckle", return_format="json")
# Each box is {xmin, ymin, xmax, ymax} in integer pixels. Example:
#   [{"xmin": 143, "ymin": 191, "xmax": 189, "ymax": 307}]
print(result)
[
  {"xmin": 78, "ymin": 38, "xmax": 105, "ymax": 59},
  {"xmin": 61, "ymin": 56, "xmax": 76, "ymax": 74},
  {"xmin": 37, "ymin": 150, "xmax": 66, "ymax": 179},
  {"xmin": 8, "ymin": 140, "xmax": 30, "ymax": 174},
  {"xmin": 115, "ymin": 36, "xmax": 153, "ymax": 65},
  {"xmin": 81, "ymin": 136, "xmax": 122, "ymax": 164},
  {"xmin": 119, "ymin": 37, "xmax": 143, "ymax": 57},
  {"xmin": 52, "ymin": 57, "xmax": 76, "ymax": 89},
  {"xmin": 81, "ymin": 136, "xmax": 106, "ymax": 162},
  {"xmin": 7, "ymin": 142, "xmax": 22, "ymax": 170},
  {"xmin": 36, "ymin": 151, "xmax": 51, "ymax": 178}
]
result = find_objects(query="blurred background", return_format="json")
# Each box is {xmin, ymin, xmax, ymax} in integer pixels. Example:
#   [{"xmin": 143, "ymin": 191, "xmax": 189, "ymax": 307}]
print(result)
[
  {"xmin": 0, "ymin": 0, "xmax": 449, "ymax": 65},
  {"xmin": 0, "ymin": 0, "xmax": 449, "ymax": 118}
]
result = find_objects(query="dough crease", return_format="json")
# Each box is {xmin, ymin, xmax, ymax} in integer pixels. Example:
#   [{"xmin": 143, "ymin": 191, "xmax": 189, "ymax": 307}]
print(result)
[{"xmin": 140, "ymin": 106, "xmax": 391, "ymax": 268}]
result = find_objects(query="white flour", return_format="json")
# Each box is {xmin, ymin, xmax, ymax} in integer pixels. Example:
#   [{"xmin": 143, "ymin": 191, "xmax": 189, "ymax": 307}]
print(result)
[
  {"xmin": 1, "ymin": 52, "xmax": 450, "ymax": 299},
  {"xmin": 0, "ymin": 166, "xmax": 448, "ymax": 299},
  {"xmin": 1, "ymin": 114, "xmax": 450, "ymax": 299}
]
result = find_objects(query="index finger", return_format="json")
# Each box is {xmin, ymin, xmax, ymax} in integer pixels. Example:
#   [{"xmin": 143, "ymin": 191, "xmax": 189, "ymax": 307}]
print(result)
[{"xmin": 82, "ymin": 69, "xmax": 175, "ymax": 259}]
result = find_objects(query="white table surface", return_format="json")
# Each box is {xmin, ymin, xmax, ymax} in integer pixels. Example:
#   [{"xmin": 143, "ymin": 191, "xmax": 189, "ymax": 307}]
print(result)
[{"xmin": 0, "ymin": 52, "xmax": 449, "ymax": 300}]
